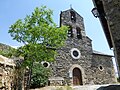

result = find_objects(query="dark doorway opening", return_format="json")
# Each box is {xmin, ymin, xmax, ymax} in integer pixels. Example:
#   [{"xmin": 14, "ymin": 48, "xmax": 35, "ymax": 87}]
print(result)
[{"xmin": 73, "ymin": 68, "xmax": 83, "ymax": 85}]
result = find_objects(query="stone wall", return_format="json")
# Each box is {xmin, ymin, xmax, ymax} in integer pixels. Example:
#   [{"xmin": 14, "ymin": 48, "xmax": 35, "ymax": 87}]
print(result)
[
  {"xmin": 101, "ymin": 0, "xmax": 120, "ymax": 77},
  {"xmin": 0, "ymin": 55, "xmax": 15, "ymax": 89},
  {"xmin": 92, "ymin": 0, "xmax": 120, "ymax": 77},
  {"xmin": 50, "ymin": 37, "xmax": 94, "ymax": 85},
  {"xmin": 92, "ymin": 54, "xmax": 116, "ymax": 84}
]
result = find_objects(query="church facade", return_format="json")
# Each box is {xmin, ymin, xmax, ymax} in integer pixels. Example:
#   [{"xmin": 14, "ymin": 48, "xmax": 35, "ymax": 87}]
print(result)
[{"xmin": 43, "ymin": 8, "xmax": 116, "ymax": 86}]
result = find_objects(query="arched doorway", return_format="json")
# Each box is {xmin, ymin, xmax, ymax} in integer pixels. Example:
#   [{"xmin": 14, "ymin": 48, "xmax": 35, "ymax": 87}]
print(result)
[{"xmin": 73, "ymin": 68, "xmax": 83, "ymax": 85}]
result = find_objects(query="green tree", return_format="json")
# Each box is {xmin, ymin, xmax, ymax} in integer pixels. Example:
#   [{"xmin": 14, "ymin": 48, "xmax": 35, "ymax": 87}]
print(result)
[
  {"xmin": 8, "ymin": 6, "xmax": 68, "ymax": 89},
  {"xmin": 30, "ymin": 63, "xmax": 51, "ymax": 88}
]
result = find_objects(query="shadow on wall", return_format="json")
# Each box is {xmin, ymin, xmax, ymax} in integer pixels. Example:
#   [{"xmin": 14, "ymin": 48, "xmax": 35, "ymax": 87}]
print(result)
[{"xmin": 97, "ymin": 85, "xmax": 120, "ymax": 90}]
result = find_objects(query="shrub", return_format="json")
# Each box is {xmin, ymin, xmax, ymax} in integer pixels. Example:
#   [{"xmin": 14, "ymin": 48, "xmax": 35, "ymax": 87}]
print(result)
[{"xmin": 30, "ymin": 63, "xmax": 51, "ymax": 89}]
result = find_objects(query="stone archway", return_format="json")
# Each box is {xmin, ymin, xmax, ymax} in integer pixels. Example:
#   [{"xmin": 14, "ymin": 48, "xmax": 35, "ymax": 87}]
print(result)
[
  {"xmin": 69, "ymin": 64, "xmax": 85, "ymax": 85},
  {"xmin": 73, "ymin": 68, "xmax": 83, "ymax": 85}
]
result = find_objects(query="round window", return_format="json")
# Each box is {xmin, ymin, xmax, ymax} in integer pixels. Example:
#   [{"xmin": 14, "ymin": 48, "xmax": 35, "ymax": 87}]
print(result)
[
  {"xmin": 73, "ymin": 50, "xmax": 79, "ymax": 57},
  {"xmin": 41, "ymin": 61, "xmax": 50, "ymax": 68},
  {"xmin": 43, "ymin": 62, "xmax": 48, "ymax": 67},
  {"xmin": 70, "ymin": 48, "xmax": 81, "ymax": 59},
  {"xmin": 98, "ymin": 65, "xmax": 104, "ymax": 71}
]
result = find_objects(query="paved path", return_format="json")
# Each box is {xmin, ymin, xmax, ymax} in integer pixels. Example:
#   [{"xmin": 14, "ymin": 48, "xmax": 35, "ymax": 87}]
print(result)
[{"xmin": 30, "ymin": 84, "xmax": 120, "ymax": 90}]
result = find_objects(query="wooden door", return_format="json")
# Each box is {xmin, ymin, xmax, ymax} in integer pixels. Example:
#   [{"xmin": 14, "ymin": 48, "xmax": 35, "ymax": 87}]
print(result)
[{"xmin": 73, "ymin": 68, "xmax": 83, "ymax": 85}]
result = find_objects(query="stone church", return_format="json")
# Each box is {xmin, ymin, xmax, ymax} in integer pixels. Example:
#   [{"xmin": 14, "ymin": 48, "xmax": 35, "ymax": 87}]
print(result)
[{"xmin": 42, "ymin": 8, "xmax": 116, "ymax": 86}]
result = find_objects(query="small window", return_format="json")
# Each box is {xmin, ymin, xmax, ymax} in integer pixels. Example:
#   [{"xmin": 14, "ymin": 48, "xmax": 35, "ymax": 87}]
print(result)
[
  {"xmin": 68, "ymin": 26, "xmax": 73, "ymax": 37},
  {"xmin": 98, "ymin": 65, "xmax": 104, "ymax": 71},
  {"xmin": 41, "ymin": 61, "xmax": 50, "ymax": 68},
  {"xmin": 76, "ymin": 27, "xmax": 82, "ymax": 39},
  {"xmin": 70, "ymin": 11, "xmax": 76, "ymax": 22},
  {"xmin": 43, "ymin": 62, "xmax": 49, "ymax": 67}
]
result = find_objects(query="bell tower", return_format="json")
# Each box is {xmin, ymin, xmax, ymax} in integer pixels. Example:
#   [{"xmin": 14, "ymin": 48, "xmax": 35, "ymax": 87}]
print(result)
[
  {"xmin": 60, "ymin": 8, "xmax": 86, "ymax": 39},
  {"xmin": 55, "ymin": 8, "xmax": 93, "ymax": 85}
]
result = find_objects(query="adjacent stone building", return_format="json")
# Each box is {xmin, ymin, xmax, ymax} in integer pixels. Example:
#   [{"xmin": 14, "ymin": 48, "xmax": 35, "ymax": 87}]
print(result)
[
  {"xmin": 92, "ymin": 0, "xmax": 120, "ymax": 78},
  {"xmin": 45, "ymin": 8, "xmax": 117, "ymax": 86},
  {"xmin": 0, "ymin": 55, "xmax": 15, "ymax": 89}
]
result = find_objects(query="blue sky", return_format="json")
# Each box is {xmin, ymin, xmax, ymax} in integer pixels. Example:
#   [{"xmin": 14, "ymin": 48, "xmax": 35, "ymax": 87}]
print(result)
[{"xmin": 0, "ymin": 0, "xmax": 113, "ymax": 55}]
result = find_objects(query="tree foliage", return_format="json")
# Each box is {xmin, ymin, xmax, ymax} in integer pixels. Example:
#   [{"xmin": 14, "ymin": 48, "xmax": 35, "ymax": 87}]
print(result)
[
  {"xmin": 8, "ymin": 6, "xmax": 68, "ymax": 89},
  {"xmin": 9, "ymin": 6, "xmax": 68, "ymax": 66},
  {"xmin": 30, "ymin": 63, "xmax": 51, "ymax": 88}
]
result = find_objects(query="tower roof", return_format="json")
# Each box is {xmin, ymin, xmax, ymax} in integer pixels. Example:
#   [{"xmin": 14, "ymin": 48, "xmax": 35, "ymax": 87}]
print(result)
[{"xmin": 93, "ymin": 50, "xmax": 113, "ymax": 57}]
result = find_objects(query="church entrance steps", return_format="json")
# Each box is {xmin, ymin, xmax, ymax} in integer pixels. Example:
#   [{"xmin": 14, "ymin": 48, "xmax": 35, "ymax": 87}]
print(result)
[{"xmin": 30, "ymin": 84, "xmax": 120, "ymax": 90}]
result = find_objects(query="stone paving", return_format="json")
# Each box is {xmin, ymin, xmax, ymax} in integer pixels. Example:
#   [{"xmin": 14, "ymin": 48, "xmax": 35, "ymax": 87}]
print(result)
[{"xmin": 30, "ymin": 84, "xmax": 120, "ymax": 90}]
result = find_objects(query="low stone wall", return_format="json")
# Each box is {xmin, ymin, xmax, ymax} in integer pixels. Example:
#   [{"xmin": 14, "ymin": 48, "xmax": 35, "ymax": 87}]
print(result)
[{"xmin": 48, "ymin": 77, "xmax": 65, "ymax": 86}]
